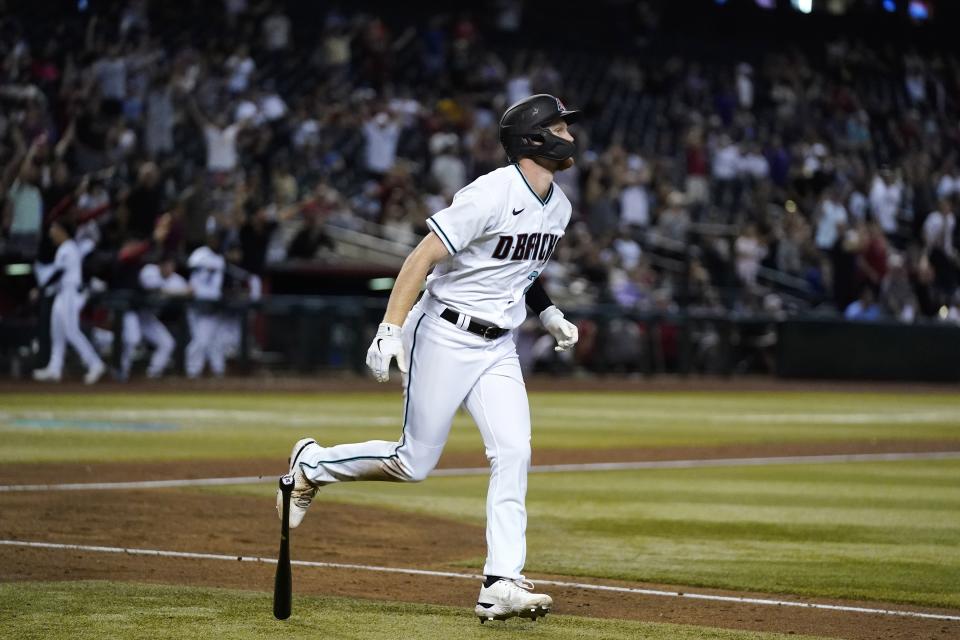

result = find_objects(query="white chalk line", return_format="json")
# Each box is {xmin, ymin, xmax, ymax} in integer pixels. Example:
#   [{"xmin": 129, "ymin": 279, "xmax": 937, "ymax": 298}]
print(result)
[
  {"xmin": 2, "ymin": 451, "xmax": 959, "ymax": 493},
  {"xmin": 1, "ymin": 539, "xmax": 957, "ymax": 622}
]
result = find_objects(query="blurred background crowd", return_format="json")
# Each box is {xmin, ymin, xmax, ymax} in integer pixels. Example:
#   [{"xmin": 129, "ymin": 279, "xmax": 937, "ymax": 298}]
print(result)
[{"xmin": 2, "ymin": 0, "xmax": 959, "ymax": 379}]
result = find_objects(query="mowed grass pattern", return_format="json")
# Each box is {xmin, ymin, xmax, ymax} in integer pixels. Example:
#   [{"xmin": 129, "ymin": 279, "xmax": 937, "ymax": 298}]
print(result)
[
  {"xmin": 1, "ymin": 391, "xmax": 959, "ymax": 463},
  {"xmin": 241, "ymin": 459, "xmax": 960, "ymax": 609},
  {"xmin": 0, "ymin": 581, "xmax": 832, "ymax": 640}
]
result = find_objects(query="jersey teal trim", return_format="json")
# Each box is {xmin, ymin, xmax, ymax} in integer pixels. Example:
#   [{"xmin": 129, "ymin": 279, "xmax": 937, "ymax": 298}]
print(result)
[
  {"xmin": 427, "ymin": 216, "xmax": 457, "ymax": 254},
  {"xmin": 300, "ymin": 313, "xmax": 426, "ymax": 470},
  {"xmin": 513, "ymin": 163, "xmax": 554, "ymax": 206}
]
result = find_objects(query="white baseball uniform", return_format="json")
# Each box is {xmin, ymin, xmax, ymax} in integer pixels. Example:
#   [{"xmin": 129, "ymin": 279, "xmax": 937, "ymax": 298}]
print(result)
[
  {"xmin": 39, "ymin": 239, "xmax": 104, "ymax": 376},
  {"xmin": 297, "ymin": 164, "xmax": 570, "ymax": 580},
  {"xmin": 121, "ymin": 264, "xmax": 189, "ymax": 378},
  {"xmin": 186, "ymin": 246, "xmax": 226, "ymax": 377}
]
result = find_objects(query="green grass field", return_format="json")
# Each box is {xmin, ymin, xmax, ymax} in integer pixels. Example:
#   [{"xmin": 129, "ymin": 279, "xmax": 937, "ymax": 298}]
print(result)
[
  {"xmin": 0, "ymin": 582, "xmax": 832, "ymax": 640},
  {"xmin": 1, "ymin": 391, "xmax": 959, "ymax": 462},
  {"xmin": 2, "ymin": 390, "xmax": 959, "ymax": 638}
]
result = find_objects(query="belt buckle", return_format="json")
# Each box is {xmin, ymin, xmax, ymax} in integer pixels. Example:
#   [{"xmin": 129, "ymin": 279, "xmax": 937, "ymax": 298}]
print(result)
[{"xmin": 482, "ymin": 325, "xmax": 500, "ymax": 340}]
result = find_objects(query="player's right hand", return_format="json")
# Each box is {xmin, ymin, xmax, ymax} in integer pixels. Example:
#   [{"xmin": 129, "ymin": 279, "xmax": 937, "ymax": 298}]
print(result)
[{"xmin": 365, "ymin": 322, "xmax": 407, "ymax": 382}]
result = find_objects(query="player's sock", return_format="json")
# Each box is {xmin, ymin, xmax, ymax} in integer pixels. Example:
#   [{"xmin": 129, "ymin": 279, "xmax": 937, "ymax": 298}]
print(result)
[{"xmin": 483, "ymin": 575, "xmax": 506, "ymax": 588}]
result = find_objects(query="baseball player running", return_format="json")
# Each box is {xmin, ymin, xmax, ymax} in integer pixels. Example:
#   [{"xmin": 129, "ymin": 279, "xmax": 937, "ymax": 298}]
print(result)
[
  {"xmin": 32, "ymin": 220, "xmax": 106, "ymax": 384},
  {"xmin": 279, "ymin": 94, "xmax": 580, "ymax": 623}
]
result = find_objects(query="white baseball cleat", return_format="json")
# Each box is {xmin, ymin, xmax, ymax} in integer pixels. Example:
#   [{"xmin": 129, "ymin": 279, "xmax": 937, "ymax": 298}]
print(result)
[
  {"xmin": 475, "ymin": 579, "xmax": 552, "ymax": 623},
  {"xmin": 32, "ymin": 367, "xmax": 62, "ymax": 382},
  {"xmin": 277, "ymin": 438, "xmax": 319, "ymax": 528},
  {"xmin": 84, "ymin": 362, "xmax": 106, "ymax": 385}
]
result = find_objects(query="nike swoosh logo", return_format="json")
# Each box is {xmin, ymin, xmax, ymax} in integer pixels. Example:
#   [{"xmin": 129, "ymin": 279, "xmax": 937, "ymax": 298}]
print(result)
[
  {"xmin": 376, "ymin": 338, "xmax": 383, "ymax": 351},
  {"xmin": 512, "ymin": 208, "xmax": 525, "ymax": 216}
]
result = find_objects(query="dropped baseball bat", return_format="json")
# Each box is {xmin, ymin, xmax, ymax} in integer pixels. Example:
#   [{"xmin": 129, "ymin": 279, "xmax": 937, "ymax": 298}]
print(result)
[{"xmin": 273, "ymin": 474, "xmax": 294, "ymax": 620}]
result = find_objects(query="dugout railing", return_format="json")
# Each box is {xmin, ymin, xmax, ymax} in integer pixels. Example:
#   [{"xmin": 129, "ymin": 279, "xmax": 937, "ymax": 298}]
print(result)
[{"xmin": 5, "ymin": 293, "xmax": 958, "ymax": 382}]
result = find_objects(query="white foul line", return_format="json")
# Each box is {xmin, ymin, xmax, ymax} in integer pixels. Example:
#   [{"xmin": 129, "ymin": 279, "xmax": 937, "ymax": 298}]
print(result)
[
  {"xmin": 1, "ymin": 539, "xmax": 958, "ymax": 623},
  {"xmin": 2, "ymin": 451, "xmax": 959, "ymax": 492}
]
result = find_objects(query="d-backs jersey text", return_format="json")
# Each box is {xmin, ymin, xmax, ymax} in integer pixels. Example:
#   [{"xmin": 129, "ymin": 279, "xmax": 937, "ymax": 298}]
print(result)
[{"xmin": 424, "ymin": 164, "xmax": 571, "ymax": 329}]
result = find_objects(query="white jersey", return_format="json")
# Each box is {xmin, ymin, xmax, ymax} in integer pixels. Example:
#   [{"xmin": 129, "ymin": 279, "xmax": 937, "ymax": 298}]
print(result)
[
  {"xmin": 50, "ymin": 239, "xmax": 84, "ymax": 294},
  {"xmin": 139, "ymin": 264, "xmax": 190, "ymax": 294},
  {"xmin": 423, "ymin": 164, "xmax": 571, "ymax": 330},
  {"xmin": 187, "ymin": 246, "xmax": 225, "ymax": 301}
]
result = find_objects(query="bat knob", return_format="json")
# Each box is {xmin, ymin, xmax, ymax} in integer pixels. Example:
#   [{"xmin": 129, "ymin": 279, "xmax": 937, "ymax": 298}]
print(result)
[{"xmin": 279, "ymin": 474, "xmax": 295, "ymax": 492}]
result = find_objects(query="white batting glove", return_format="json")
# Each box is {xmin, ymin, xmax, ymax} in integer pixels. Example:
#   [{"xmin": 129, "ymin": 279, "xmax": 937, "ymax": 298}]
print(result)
[
  {"xmin": 539, "ymin": 305, "xmax": 578, "ymax": 352},
  {"xmin": 366, "ymin": 323, "xmax": 407, "ymax": 382}
]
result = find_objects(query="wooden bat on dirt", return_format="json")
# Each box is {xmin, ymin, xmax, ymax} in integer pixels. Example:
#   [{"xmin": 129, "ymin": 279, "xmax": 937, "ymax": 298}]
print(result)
[{"xmin": 273, "ymin": 474, "xmax": 294, "ymax": 620}]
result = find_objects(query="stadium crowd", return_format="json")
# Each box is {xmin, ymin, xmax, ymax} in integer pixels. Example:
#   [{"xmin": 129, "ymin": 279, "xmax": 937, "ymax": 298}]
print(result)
[{"xmin": 2, "ymin": 1, "xmax": 960, "ymax": 378}]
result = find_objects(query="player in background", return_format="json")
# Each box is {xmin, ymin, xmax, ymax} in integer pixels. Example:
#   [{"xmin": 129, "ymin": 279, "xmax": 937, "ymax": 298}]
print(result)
[
  {"xmin": 186, "ymin": 234, "xmax": 226, "ymax": 378},
  {"xmin": 32, "ymin": 219, "xmax": 106, "ymax": 384},
  {"xmin": 120, "ymin": 256, "xmax": 190, "ymax": 379},
  {"xmin": 278, "ymin": 95, "xmax": 581, "ymax": 623},
  {"xmin": 218, "ymin": 262, "xmax": 262, "ymax": 361}
]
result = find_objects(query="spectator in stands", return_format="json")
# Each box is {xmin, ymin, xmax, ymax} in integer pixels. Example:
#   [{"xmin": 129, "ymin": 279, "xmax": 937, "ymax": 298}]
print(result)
[
  {"xmin": 881, "ymin": 253, "xmax": 917, "ymax": 322},
  {"xmin": 844, "ymin": 286, "xmax": 883, "ymax": 321},
  {"xmin": 738, "ymin": 142, "xmax": 769, "ymax": 188},
  {"xmin": 735, "ymin": 63, "xmax": 754, "ymax": 110},
  {"xmin": 2, "ymin": 135, "xmax": 44, "ymax": 258},
  {"xmin": 263, "ymin": 4, "xmax": 293, "ymax": 52},
  {"xmin": 91, "ymin": 43, "xmax": 128, "ymax": 106},
  {"xmin": 846, "ymin": 179, "xmax": 869, "ymax": 224},
  {"xmin": 225, "ymin": 45, "xmax": 256, "ymax": 95},
  {"xmin": 429, "ymin": 132, "xmax": 466, "ymax": 200},
  {"xmin": 362, "ymin": 109, "xmax": 401, "ymax": 178},
  {"xmin": 869, "ymin": 167, "xmax": 904, "ymax": 238},
  {"xmin": 936, "ymin": 163, "xmax": 960, "ymax": 202},
  {"xmin": 654, "ymin": 191, "xmax": 691, "ymax": 253},
  {"xmin": 857, "ymin": 220, "xmax": 889, "ymax": 293},
  {"xmin": 775, "ymin": 207, "xmax": 811, "ymax": 277},
  {"xmin": 123, "ymin": 161, "xmax": 164, "ymax": 240},
  {"xmin": 287, "ymin": 208, "xmax": 335, "ymax": 260},
  {"xmin": 684, "ymin": 126, "xmax": 709, "ymax": 207},
  {"xmin": 711, "ymin": 134, "xmax": 740, "ymax": 215},
  {"xmin": 922, "ymin": 197, "xmax": 958, "ymax": 302},
  {"xmin": 734, "ymin": 222, "xmax": 766, "ymax": 289},
  {"xmin": 619, "ymin": 166, "xmax": 651, "ymax": 233},
  {"xmin": 189, "ymin": 99, "xmax": 247, "ymax": 179},
  {"xmin": 833, "ymin": 224, "xmax": 864, "ymax": 311},
  {"xmin": 239, "ymin": 206, "xmax": 280, "ymax": 275},
  {"xmin": 145, "ymin": 74, "xmax": 175, "ymax": 157}
]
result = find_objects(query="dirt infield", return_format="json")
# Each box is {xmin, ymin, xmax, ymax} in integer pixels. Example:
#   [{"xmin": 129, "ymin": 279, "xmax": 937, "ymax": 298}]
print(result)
[{"xmin": 2, "ymin": 440, "xmax": 960, "ymax": 639}]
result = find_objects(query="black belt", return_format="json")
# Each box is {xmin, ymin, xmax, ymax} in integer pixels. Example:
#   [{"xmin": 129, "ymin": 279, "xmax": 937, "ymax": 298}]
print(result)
[{"xmin": 440, "ymin": 308, "xmax": 508, "ymax": 340}]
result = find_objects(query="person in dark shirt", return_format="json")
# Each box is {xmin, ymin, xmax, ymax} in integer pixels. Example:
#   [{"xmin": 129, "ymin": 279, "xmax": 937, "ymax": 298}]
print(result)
[
  {"xmin": 239, "ymin": 206, "xmax": 278, "ymax": 275},
  {"xmin": 286, "ymin": 206, "xmax": 335, "ymax": 260},
  {"xmin": 124, "ymin": 162, "xmax": 164, "ymax": 240}
]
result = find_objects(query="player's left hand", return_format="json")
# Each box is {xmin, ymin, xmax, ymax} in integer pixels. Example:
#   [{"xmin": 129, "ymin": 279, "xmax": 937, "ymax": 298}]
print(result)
[
  {"xmin": 366, "ymin": 322, "xmax": 407, "ymax": 382},
  {"xmin": 540, "ymin": 306, "xmax": 578, "ymax": 352}
]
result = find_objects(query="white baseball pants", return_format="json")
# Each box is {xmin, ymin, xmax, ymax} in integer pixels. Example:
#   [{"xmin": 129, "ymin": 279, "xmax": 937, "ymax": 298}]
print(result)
[
  {"xmin": 44, "ymin": 289, "xmax": 103, "ymax": 375},
  {"xmin": 186, "ymin": 308, "xmax": 225, "ymax": 378},
  {"xmin": 298, "ymin": 302, "xmax": 532, "ymax": 579},
  {"xmin": 122, "ymin": 310, "xmax": 175, "ymax": 377}
]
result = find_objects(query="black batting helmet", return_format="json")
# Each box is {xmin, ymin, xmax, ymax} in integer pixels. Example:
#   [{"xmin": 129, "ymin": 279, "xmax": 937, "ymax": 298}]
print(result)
[{"xmin": 499, "ymin": 94, "xmax": 581, "ymax": 163}]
